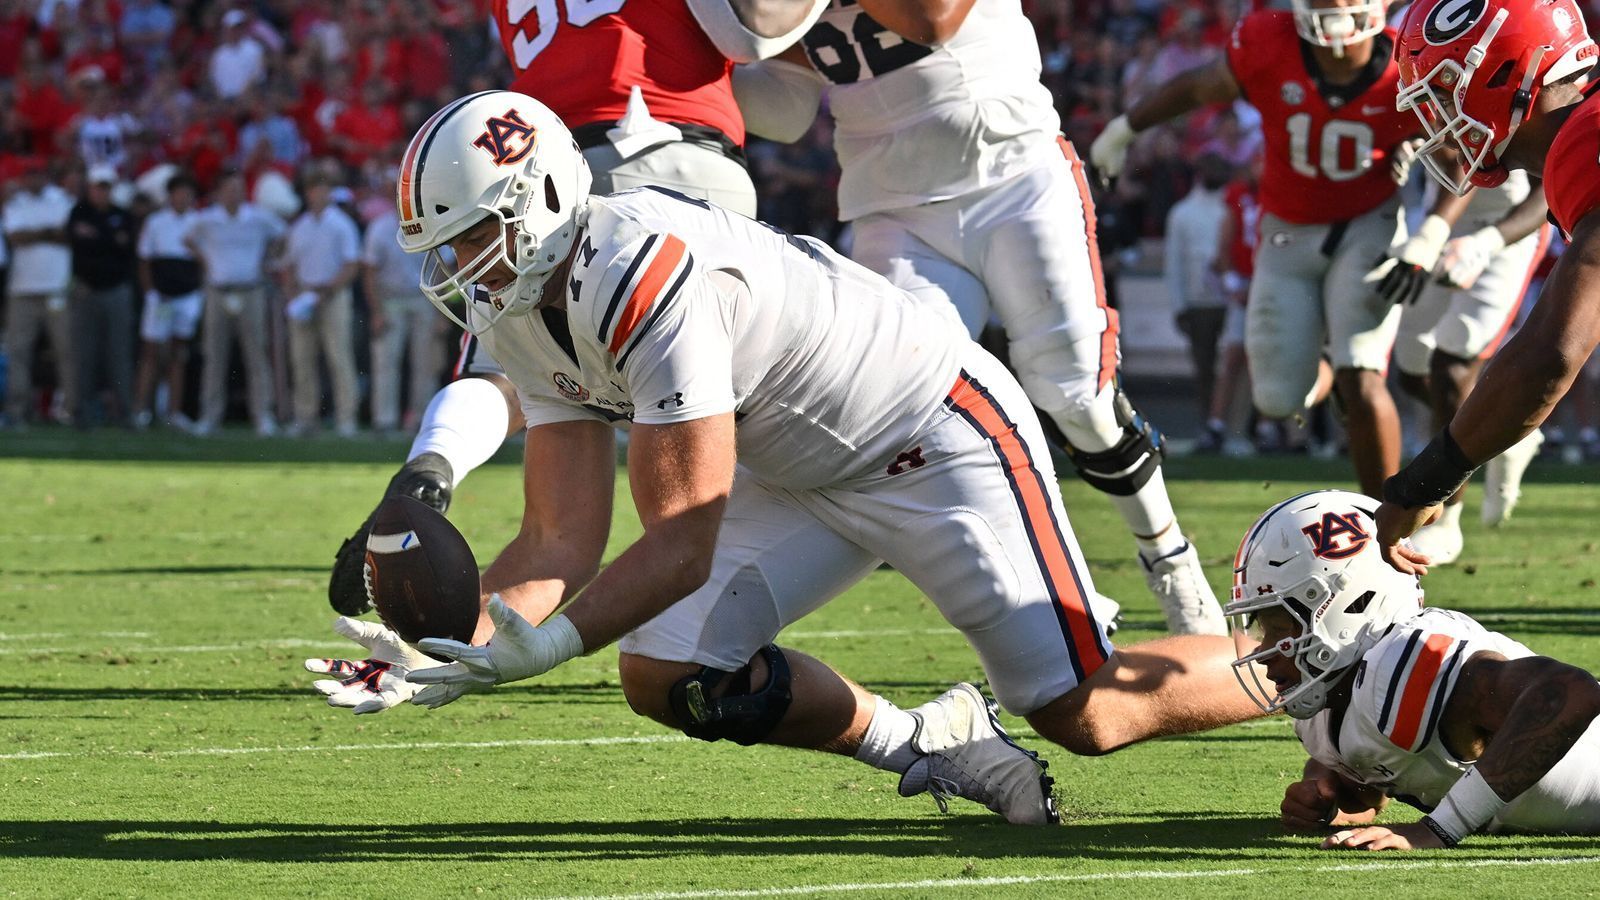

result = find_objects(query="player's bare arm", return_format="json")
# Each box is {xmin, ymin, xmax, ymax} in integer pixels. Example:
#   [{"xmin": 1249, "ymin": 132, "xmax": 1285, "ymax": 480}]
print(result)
[
  {"xmin": 687, "ymin": 0, "xmax": 829, "ymax": 62},
  {"xmin": 475, "ymin": 419, "xmax": 617, "ymax": 640},
  {"xmin": 1377, "ymin": 211, "xmax": 1600, "ymax": 570},
  {"xmin": 558, "ymin": 412, "xmax": 737, "ymax": 651},
  {"xmin": 857, "ymin": 0, "xmax": 977, "ymax": 45},
  {"xmin": 1281, "ymin": 759, "xmax": 1386, "ymax": 832},
  {"xmin": 1326, "ymin": 652, "xmax": 1600, "ymax": 850},
  {"xmin": 1090, "ymin": 58, "xmax": 1240, "ymax": 180}
]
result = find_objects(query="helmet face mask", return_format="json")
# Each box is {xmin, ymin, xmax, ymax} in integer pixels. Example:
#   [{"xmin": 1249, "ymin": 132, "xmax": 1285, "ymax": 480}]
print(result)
[
  {"xmin": 1395, "ymin": 0, "xmax": 1598, "ymax": 197},
  {"xmin": 395, "ymin": 91, "xmax": 593, "ymax": 337},
  {"xmin": 1226, "ymin": 490, "xmax": 1425, "ymax": 720},
  {"xmin": 1292, "ymin": 0, "xmax": 1386, "ymax": 57}
]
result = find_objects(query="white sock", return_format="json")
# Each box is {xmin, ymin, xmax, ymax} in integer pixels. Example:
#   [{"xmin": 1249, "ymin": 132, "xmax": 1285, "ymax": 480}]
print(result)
[
  {"xmin": 1110, "ymin": 470, "xmax": 1186, "ymax": 559},
  {"xmin": 1437, "ymin": 500, "xmax": 1464, "ymax": 528},
  {"xmin": 853, "ymin": 696, "xmax": 922, "ymax": 774},
  {"xmin": 407, "ymin": 378, "xmax": 512, "ymax": 488}
]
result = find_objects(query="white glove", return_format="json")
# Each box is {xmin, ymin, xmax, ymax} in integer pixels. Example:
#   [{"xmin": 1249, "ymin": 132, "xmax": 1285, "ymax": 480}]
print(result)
[
  {"xmin": 1089, "ymin": 115, "xmax": 1137, "ymax": 183},
  {"xmin": 1370, "ymin": 214, "xmax": 1452, "ymax": 306},
  {"xmin": 304, "ymin": 616, "xmax": 439, "ymax": 715},
  {"xmin": 404, "ymin": 595, "xmax": 585, "ymax": 708},
  {"xmin": 1435, "ymin": 226, "xmax": 1506, "ymax": 290},
  {"xmin": 1390, "ymin": 138, "xmax": 1427, "ymax": 185}
]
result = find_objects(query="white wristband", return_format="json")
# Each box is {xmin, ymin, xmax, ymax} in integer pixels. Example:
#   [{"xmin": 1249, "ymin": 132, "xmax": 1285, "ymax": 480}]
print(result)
[
  {"xmin": 532, "ymin": 613, "xmax": 586, "ymax": 675},
  {"xmin": 1470, "ymin": 224, "xmax": 1507, "ymax": 255},
  {"xmin": 1429, "ymin": 767, "xmax": 1509, "ymax": 842}
]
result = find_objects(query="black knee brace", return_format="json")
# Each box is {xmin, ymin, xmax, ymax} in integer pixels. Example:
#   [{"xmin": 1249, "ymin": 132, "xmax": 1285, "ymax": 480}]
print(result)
[
  {"xmin": 667, "ymin": 644, "xmax": 793, "ymax": 746},
  {"xmin": 1055, "ymin": 387, "xmax": 1166, "ymax": 497}
]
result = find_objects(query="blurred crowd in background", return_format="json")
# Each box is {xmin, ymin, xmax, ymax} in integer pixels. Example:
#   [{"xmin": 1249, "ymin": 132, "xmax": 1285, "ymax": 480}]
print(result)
[{"xmin": 4, "ymin": 0, "xmax": 1600, "ymax": 458}]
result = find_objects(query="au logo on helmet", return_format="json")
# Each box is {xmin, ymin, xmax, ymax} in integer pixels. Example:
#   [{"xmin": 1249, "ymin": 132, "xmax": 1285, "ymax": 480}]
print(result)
[
  {"xmin": 1423, "ymin": 0, "xmax": 1487, "ymax": 45},
  {"xmin": 1301, "ymin": 511, "xmax": 1370, "ymax": 560},
  {"xmin": 473, "ymin": 109, "xmax": 538, "ymax": 166}
]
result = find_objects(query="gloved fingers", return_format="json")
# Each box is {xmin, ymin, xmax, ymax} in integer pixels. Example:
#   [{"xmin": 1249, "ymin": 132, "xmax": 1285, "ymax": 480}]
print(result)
[
  {"xmin": 332, "ymin": 615, "xmax": 392, "ymax": 650},
  {"xmin": 311, "ymin": 678, "xmax": 348, "ymax": 697},
  {"xmin": 411, "ymin": 682, "xmax": 473, "ymax": 709},
  {"xmin": 404, "ymin": 661, "xmax": 481, "ymax": 684},
  {"xmin": 415, "ymin": 637, "xmax": 475, "ymax": 662}
]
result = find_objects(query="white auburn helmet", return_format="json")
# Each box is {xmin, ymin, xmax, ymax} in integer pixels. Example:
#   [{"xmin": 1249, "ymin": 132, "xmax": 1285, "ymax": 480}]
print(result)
[
  {"xmin": 395, "ymin": 90, "xmax": 593, "ymax": 334},
  {"xmin": 1292, "ymin": 0, "xmax": 1386, "ymax": 57},
  {"xmin": 1226, "ymin": 490, "xmax": 1424, "ymax": 719}
]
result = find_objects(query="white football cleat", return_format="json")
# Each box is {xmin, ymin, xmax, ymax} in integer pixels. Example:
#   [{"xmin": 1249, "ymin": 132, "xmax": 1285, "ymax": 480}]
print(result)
[
  {"xmin": 1141, "ymin": 542, "xmax": 1226, "ymax": 635},
  {"xmin": 1482, "ymin": 429, "xmax": 1543, "ymax": 526},
  {"xmin": 1410, "ymin": 502, "xmax": 1464, "ymax": 565},
  {"xmin": 897, "ymin": 683, "xmax": 1057, "ymax": 825}
]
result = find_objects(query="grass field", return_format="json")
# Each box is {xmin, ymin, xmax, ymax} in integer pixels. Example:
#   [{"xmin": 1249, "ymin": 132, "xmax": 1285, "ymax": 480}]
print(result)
[{"xmin": 4, "ymin": 429, "xmax": 1600, "ymax": 898}]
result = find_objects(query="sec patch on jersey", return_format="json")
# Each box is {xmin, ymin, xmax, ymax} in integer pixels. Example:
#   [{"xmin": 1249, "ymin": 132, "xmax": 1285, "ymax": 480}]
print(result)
[{"xmin": 362, "ymin": 496, "xmax": 480, "ymax": 652}]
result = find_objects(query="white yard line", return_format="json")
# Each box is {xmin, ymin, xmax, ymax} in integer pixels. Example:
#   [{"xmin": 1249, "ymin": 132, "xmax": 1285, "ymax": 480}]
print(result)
[
  {"xmin": 543, "ymin": 856, "xmax": 1600, "ymax": 900},
  {"xmin": 0, "ymin": 734, "xmax": 689, "ymax": 761}
]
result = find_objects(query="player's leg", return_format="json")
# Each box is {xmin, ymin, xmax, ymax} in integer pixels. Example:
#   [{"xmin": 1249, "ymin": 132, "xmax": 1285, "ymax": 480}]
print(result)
[
  {"xmin": 976, "ymin": 147, "xmax": 1220, "ymax": 633},
  {"xmin": 1245, "ymin": 217, "xmax": 1332, "ymax": 422},
  {"xmin": 1326, "ymin": 204, "xmax": 1407, "ymax": 497},
  {"xmin": 850, "ymin": 211, "xmax": 987, "ymax": 336},
  {"xmin": 839, "ymin": 346, "xmax": 1260, "ymax": 757},
  {"xmin": 615, "ymin": 473, "xmax": 1056, "ymax": 824}
]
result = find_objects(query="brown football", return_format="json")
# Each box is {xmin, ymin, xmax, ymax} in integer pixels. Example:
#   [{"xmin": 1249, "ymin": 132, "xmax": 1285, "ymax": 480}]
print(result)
[{"xmin": 363, "ymin": 496, "xmax": 481, "ymax": 654}]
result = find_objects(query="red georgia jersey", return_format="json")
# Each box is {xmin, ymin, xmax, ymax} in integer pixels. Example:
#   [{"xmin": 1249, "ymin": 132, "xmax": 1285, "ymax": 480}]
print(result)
[
  {"xmin": 1226, "ymin": 11, "xmax": 1417, "ymax": 224},
  {"xmin": 1543, "ymin": 86, "xmax": 1600, "ymax": 237},
  {"xmin": 1224, "ymin": 179, "xmax": 1260, "ymax": 277},
  {"xmin": 491, "ymin": 0, "xmax": 744, "ymax": 145}
]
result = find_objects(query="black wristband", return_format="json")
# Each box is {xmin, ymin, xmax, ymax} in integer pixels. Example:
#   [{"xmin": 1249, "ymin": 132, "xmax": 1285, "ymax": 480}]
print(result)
[
  {"xmin": 1420, "ymin": 815, "xmax": 1461, "ymax": 848},
  {"xmin": 1383, "ymin": 428, "xmax": 1479, "ymax": 509}
]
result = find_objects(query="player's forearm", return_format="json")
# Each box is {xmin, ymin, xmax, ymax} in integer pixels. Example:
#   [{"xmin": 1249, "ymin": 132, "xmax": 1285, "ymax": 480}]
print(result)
[
  {"xmin": 858, "ymin": 0, "xmax": 976, "ymax": 44},
  {"xmin": 1126, "ymin": 59, "xmax": 1240, "ymax": 132},
  {"xmin": 559, "ymin": 506, "xmax": 725, "ymax": 651},
  {"xmin": 1473, "ymin": 659, "xmax": 1600, "ymax": 803},
  {"xmin": 1494, "ymin": 189, "xmax": 1550, "ymax": 246},
  {"xmin": 1446, "ymin": 235, "xmax": 1600, "ymax": 464},
  {"xmin": 478, "ymin": 534, "xmax": 602, "ymax": 639}
]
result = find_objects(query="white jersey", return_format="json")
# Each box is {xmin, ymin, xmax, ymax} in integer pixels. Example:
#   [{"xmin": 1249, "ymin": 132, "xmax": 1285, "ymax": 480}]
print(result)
[
  {"xmin": 1295, "ymin": 608, "xmax": 1600, "ymax": 834},
  {"xmin": 799, "ymin": 0, "xmax": 1060, "ymax": 220},
  {"xmin": 474, "ymin": 187, "xmax": 966, "ymax": 489},
  {"xmin": 1457, "ymin": 169, "xmax": 1531, "ymax": 229}
]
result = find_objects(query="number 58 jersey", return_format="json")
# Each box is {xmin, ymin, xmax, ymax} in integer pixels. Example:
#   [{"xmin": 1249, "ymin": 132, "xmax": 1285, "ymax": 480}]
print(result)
[
  {"xmin": 798, "ymin": 0, "xmax": 1060, "ymax": 220},
  {"xmin": 1227, "ymin": 11, "xmax": 1417, "ymax": 225}
]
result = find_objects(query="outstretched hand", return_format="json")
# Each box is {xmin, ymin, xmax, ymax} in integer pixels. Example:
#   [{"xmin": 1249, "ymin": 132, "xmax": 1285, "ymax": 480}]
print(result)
[{"xmin": 1373, "ymin": 500, "xmax": 1439, "ymax": 576}]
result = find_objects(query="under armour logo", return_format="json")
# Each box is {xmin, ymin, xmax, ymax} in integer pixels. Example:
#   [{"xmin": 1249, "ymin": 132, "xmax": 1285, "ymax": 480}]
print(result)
[
  {"xmin": 472, "ymin": 109, "xmax": 538, "ymax": 166},
  {"xmin": 886, "ymin": 446, "xmax": 926, "ymax": 476},
  {"xmin": 1301, "ymin": 511, "xmax": 1370, "ymax": 560},
  {"xmin": 657, "ymin": 392, "xmax": 684, "ymax": 410}
]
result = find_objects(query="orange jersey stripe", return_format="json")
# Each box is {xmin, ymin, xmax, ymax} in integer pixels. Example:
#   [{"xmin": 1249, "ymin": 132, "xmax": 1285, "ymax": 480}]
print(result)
[
  {"xmin": 947, "ymin": 374, "xmax": 1108, "ymax": 676},
  {"xmin": 1061, "ymin": 137, "xmax": 1120, "ymax": 392},
  {"xmin": 1387, "ymin": 633, "xmax": 1454, "ymax": 750},
  {"xmin": 609, "ymin": 234, "xmax": 687, "ymax": 354}
]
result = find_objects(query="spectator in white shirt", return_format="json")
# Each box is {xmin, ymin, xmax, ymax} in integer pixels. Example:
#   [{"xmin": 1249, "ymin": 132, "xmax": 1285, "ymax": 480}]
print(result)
[
  {"xmin": 282, "ymin": 175, "xmax": 361, "ymax": 436},
  {"xmin": 362, "ymin": 199, "xmax": 440, "ymax": 433},
  {"xmin": 209, "ymin": 10, "xmax": 267, "ymax": 100},
  {"xmin": 135, "ymin": 173, "xmax": 204, "ymax": 430},
  {"xmin": 69, "ymin": 78, "xmax": 141, "ymax": 176},
  {"xmin": 2, "ymin": 163, "xmax": 76, "ymax": 427},
  {"xmin": 186, "ymin": 171, "xmax": 287, "ymax": 436},
  {"xmin": 1163, "ymin": 154, "xmax": 1232, "ymax": 449}
]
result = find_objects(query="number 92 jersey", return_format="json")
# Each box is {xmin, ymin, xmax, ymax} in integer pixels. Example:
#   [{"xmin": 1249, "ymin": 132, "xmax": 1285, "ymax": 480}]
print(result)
[
  {"xmin": 1227, "ymin": 11, "xmax": 1417, "ymax": 225},
  {"xmin": 492, "ymin": 0, "xmax": 742, "ymax": 144},
  {"xmin": 798, "ymin": 0, "xmax": 1060, "ymax": 220}
]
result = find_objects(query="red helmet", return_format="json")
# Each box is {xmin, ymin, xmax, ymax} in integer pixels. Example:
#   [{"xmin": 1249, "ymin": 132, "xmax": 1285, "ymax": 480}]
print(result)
[{"xmin": 1395, "ymin": 0, "xmax": 1597, "ymax": 194}]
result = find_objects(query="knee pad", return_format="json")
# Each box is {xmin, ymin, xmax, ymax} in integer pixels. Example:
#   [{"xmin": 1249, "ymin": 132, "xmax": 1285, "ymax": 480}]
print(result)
[
  {"xmin": 1054, "ymin": 387, "xmax": 1165, "ymax": 497},
  {"xmin": 667, "ymin": 644, "xmax": 793, "ymax": 746}
]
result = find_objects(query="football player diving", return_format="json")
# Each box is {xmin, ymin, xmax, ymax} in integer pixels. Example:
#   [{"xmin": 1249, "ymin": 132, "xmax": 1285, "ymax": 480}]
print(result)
[{"xmin": 1231, "ymin": 491, "xmax": 1600, "ymax": 850}]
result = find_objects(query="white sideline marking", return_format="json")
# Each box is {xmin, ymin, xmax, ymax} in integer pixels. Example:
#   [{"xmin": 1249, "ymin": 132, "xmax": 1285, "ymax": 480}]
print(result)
[
  {"xmin": 545, "ymin": 856, "xmax": 1600, "ymax": 900},
  {"xmin": 0, "ymin": 734, "xmax": 688, "ymax": 761}
]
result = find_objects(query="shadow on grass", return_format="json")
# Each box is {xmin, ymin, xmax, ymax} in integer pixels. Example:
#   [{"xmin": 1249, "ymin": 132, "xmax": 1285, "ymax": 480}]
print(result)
[
  {"xmin": 4, "ymin": 815, "xmax": 1597, "ymax": 865},
  {"xmin": 0, "ymin": 814, "xmax": 1283, "ymax": 863}
]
